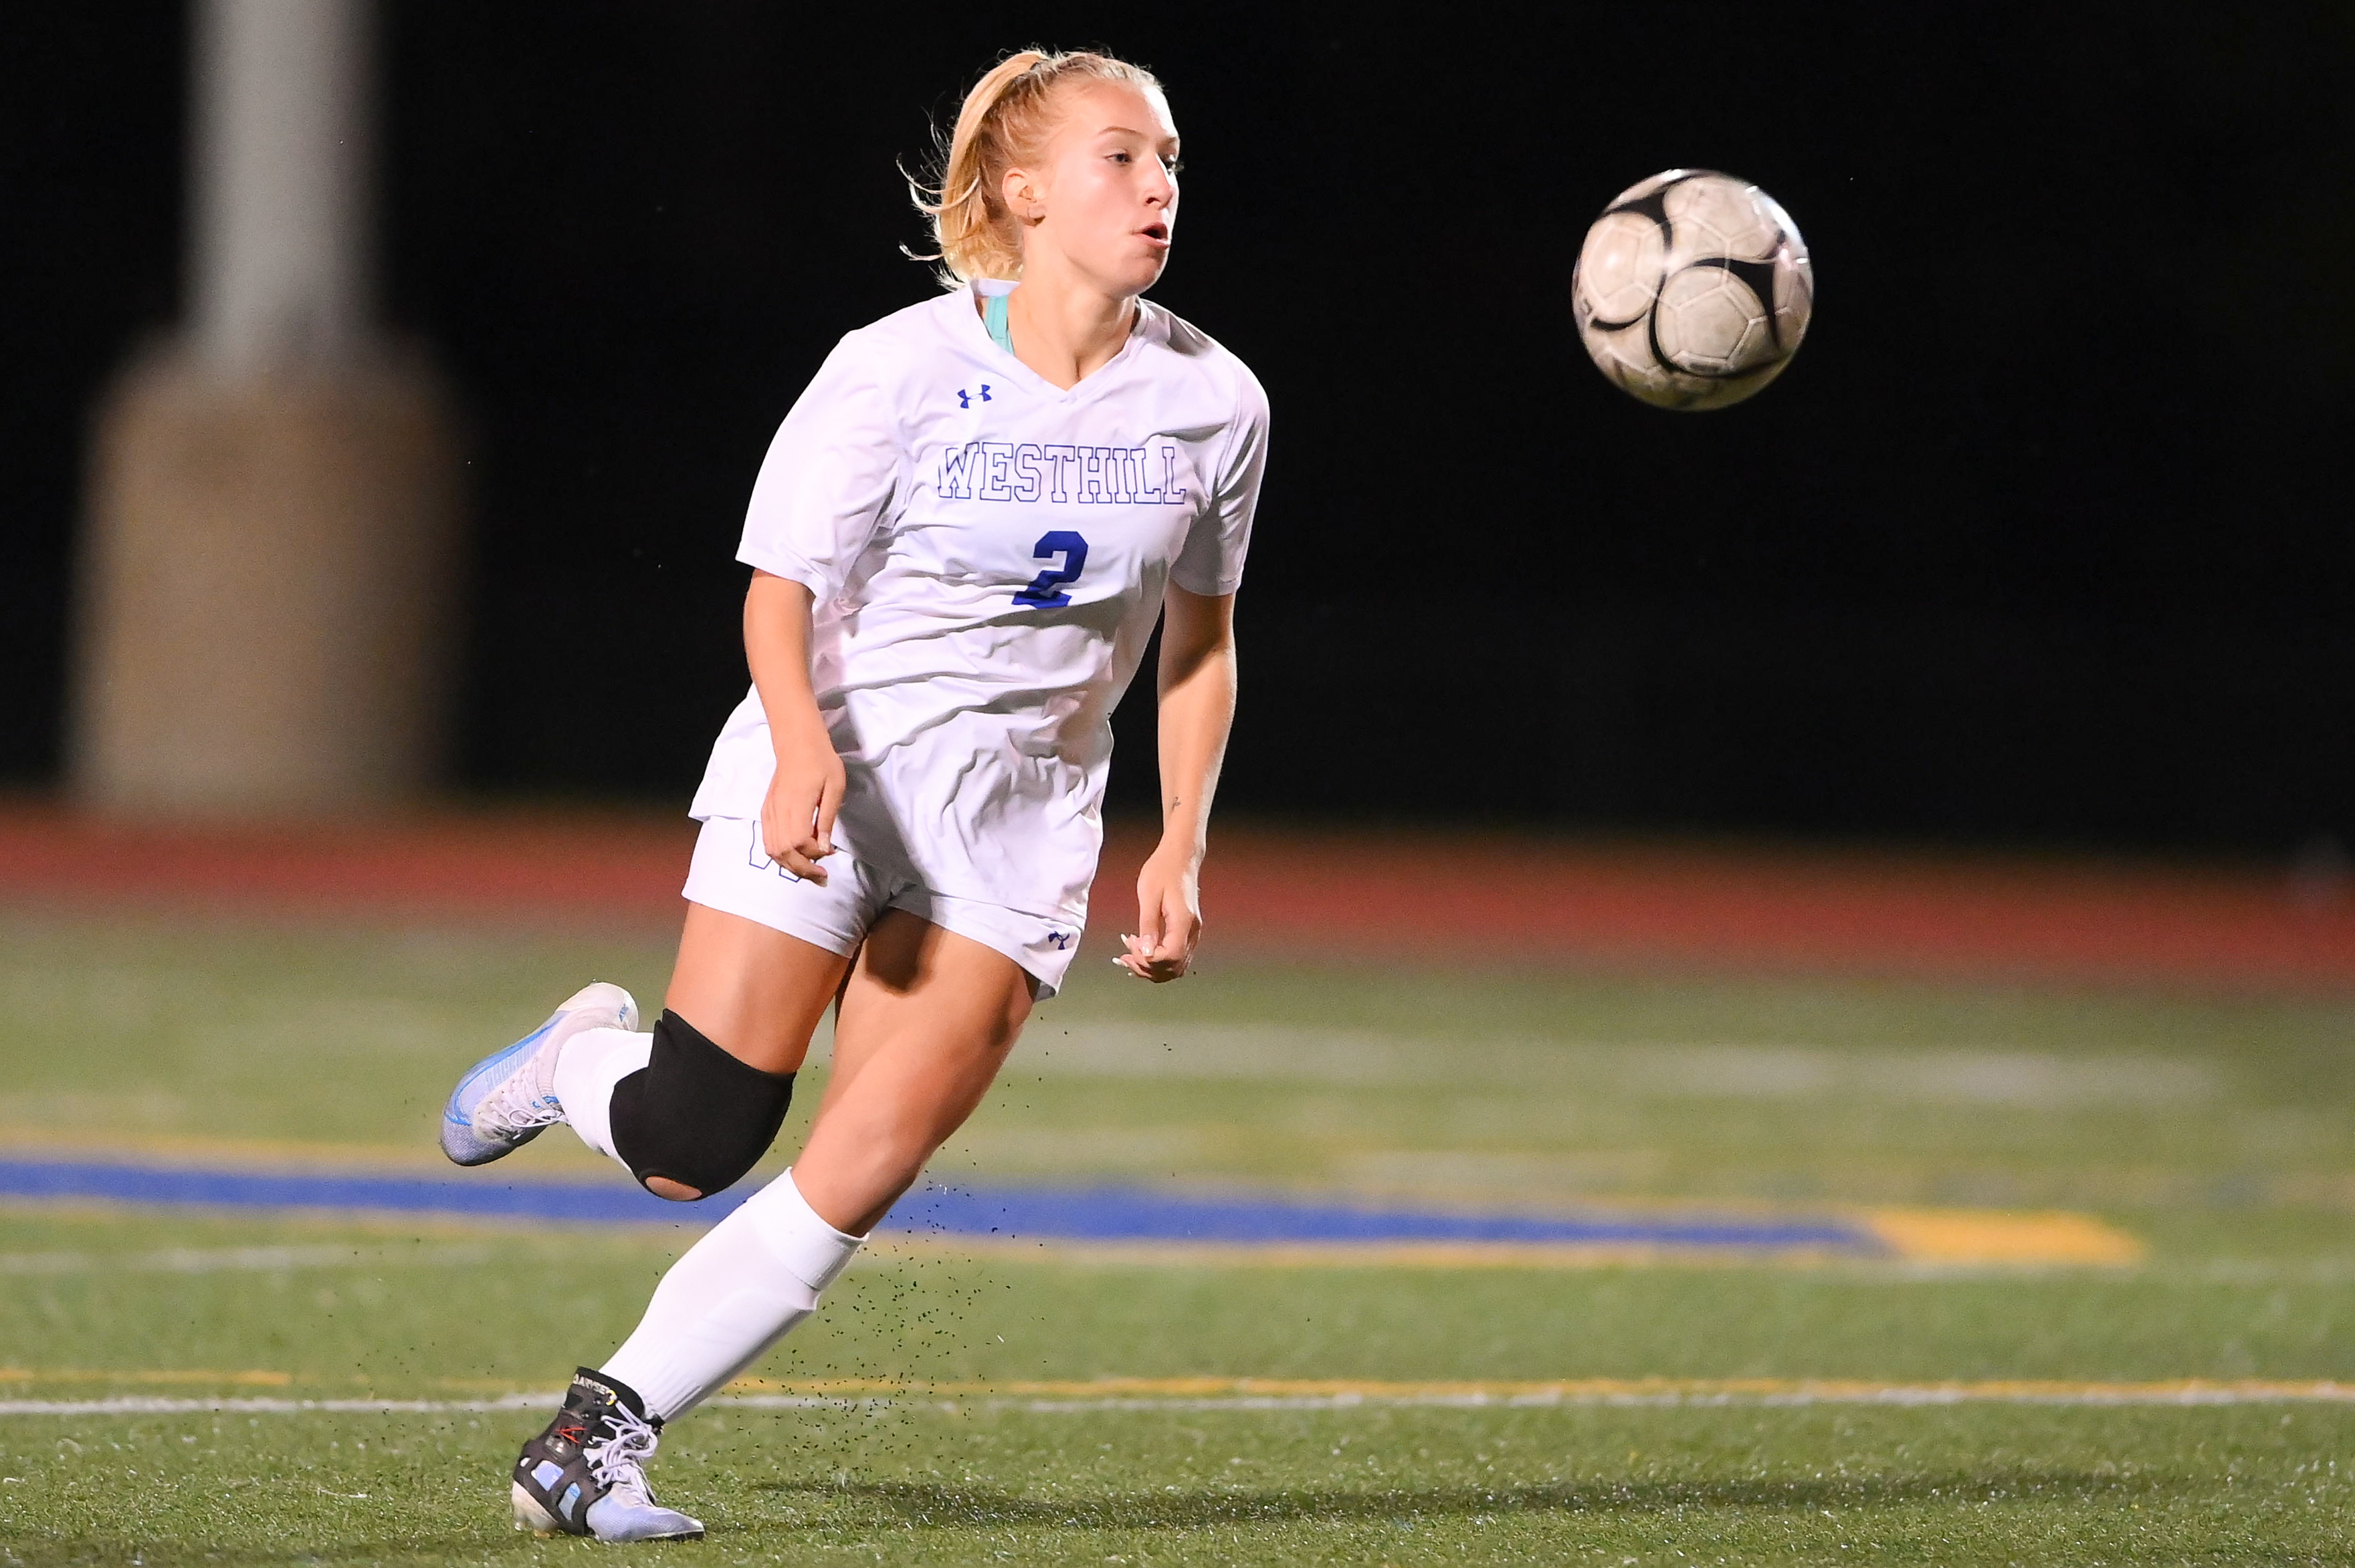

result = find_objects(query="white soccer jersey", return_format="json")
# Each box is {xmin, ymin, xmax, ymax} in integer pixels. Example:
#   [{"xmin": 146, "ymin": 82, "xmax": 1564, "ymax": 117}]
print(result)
[{"xmin": 688, "ymin": 282, "xmax": 1269, "ymax": 927}]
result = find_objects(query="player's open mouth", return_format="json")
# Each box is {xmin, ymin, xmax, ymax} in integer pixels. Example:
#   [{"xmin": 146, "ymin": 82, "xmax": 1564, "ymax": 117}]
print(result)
[{"xmin": 1139, "ymin": 223, "xmax": 1169, "ymax": 244}]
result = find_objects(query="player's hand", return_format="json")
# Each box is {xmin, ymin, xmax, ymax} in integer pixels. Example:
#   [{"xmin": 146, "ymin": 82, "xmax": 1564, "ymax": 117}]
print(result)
[
  {"xmin": 760, "ymin": 725, "xmax": 845, "ymax": 884},
  {"xmin": 1118, "ymin": 847, "xmax": 1201, "ymax": 982}
]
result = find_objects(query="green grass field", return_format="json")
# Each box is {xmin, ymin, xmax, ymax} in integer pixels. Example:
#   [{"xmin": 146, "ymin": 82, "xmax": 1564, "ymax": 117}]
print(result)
[{"xmin": 3, "ymin": 909, "xmax": 2354, "ymax": 1563}]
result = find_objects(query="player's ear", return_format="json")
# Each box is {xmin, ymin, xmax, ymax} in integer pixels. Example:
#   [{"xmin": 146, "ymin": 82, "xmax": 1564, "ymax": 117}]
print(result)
[{"xmin": 1000, "ymin": 164, "xmax": 1045, "ymax": 226}]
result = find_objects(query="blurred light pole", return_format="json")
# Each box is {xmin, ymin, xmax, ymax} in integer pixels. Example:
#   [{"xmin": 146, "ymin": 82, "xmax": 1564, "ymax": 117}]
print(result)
[{"xmin": 72, "ymin": 0, "xmax": 459, "ymax": 816}]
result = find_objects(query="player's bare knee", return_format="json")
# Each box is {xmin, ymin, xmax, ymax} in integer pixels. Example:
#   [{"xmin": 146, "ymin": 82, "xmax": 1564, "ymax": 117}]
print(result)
[{"xmin": 608, "ymin": 1011, "xmax": 793, "ymax": 1200}]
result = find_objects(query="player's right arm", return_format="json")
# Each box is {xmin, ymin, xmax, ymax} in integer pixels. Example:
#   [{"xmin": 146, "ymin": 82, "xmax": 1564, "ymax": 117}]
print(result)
[
  {"xmin": 732, "ymin": 328, "xmax": 900, "ymax": 888},
  {"xmin": 745, "ymin": 569, "xmax": 844, "ymax": 884}
]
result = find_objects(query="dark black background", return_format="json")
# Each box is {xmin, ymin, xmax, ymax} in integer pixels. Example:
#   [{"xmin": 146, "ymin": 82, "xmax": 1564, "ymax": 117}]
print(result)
[{"xmin": 6, "ymin": 4, "xmax": 2350, "ymax": 852}]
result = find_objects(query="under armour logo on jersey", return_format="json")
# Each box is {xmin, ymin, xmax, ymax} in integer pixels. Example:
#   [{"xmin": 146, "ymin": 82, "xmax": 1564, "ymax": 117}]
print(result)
[
  {"xmin": 957, "ymin": 384, "xmax": 993, "ymax": 408},
  {"xmin": 1046, "ymin": 931, "xmax": 1072, "ymax": 950}
]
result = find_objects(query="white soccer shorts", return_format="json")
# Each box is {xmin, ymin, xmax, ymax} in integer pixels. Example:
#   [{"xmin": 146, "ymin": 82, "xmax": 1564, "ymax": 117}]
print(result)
[{"xmin": 681, "ymin": 816, "xmax": 1084, "ymax": 999}]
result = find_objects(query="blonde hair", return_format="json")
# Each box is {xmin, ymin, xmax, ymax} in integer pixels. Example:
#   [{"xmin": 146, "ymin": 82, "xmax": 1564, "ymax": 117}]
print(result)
[{"xmin": 912, "ymin": 49, "xmax": 1164, "ymax": 286}]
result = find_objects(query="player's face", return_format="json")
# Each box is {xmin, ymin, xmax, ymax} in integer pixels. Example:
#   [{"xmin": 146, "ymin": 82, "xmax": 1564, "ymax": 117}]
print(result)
[{"xmin": 1019, "ymin": 81, "xmax": 1180, "ymax": 296}]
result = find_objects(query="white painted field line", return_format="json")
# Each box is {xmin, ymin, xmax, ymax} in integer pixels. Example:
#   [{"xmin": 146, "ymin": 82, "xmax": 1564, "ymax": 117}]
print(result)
[
  {"xmin": 10, "ymin": 1381, "xmax": 2355, "ymax": 1418},
  {"xmin": 988, "ymin": 1388, "xmax": 2355, "ymax": 1413}
]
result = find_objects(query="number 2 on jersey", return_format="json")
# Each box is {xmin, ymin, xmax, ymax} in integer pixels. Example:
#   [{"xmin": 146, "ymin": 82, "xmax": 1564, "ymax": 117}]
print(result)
[{"xmin": 1013, "ymin": 530, "xmax": 1089, "ymax": 609}]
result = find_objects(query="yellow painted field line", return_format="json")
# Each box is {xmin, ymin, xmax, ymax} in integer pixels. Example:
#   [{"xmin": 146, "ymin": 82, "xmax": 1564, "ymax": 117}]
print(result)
[{"xmin": 1862, "ymin": 1207, "xmax": 2144, "ymax": 1266}]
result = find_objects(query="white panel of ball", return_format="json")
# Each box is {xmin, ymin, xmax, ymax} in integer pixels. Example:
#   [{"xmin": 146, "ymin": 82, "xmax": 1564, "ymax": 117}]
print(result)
[{"xmin": 1572, "ymin": 170, "xmax": 1813, "ymax": 411}]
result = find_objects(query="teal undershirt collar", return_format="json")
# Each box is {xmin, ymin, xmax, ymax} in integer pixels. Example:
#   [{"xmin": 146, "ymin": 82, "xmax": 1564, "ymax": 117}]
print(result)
[{"xmin": 983, "ymin": 290, "xmax": 1015, "ymax": 356}]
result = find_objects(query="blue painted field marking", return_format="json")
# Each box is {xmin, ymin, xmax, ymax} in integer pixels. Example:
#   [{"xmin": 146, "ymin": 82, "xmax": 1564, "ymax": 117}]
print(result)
[
  {"xmin": 0, "ymin": 1159, "xmax": 695, "ymax": 1225},
  {"xmin": 887, "ymin": 1184, "xmax": 1879, "ymax": 1252},
  {"xmin": 0, "ymin": 1159, "xmax": 1885, "ymax": 1255}
]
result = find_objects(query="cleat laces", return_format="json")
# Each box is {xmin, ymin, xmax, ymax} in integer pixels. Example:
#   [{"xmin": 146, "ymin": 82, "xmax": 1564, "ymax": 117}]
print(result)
[
  {"xmin": 473, "ymin": 1078, "xmax": 565, "ymax": 1139},
  {"xmin": 585, "ymin": 1402, "xmax": 663, "ymax": 1508}
]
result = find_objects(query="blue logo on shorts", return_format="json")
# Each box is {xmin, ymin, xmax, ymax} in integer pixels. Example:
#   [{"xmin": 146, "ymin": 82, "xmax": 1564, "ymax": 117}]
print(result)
[
  {"xmin": 1045, "ymin": 931, "xmax": 1072, "ymax": 950},
  {"xmin": 748, "ymin": 824, "xmax": 803, "ymax": 883}
]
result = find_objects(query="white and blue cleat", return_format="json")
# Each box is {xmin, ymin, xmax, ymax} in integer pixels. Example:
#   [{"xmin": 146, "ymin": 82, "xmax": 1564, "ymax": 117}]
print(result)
[
  {"xmin": 440, "ymin": 982, "xmax": 638, "ymax": 1167},
  {"xmin": 512, "ymin": 1369, "xmax": 704, "ymax": 1542}
]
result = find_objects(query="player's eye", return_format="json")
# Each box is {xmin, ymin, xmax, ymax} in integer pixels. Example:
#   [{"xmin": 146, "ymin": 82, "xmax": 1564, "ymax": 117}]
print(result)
[{"xmin": 1162, "ymin": 156, "xmax": 1185, "ymax": 175}]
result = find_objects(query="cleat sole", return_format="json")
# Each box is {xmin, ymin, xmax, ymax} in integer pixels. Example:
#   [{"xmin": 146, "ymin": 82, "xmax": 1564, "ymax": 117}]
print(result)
[
  {"xmin": 441, "ymin": 1120, "xmax": 546, "ymax": 1168},
  {"xmin": 511, "ymin": 1480, "xmax": 568, "ymax": 1537}
]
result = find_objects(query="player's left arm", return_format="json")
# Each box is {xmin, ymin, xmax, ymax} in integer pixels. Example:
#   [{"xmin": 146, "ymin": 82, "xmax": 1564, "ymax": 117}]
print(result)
[{"xmin": 1120, "ymin": 584, "xmax": 1237, "ymax": 982}]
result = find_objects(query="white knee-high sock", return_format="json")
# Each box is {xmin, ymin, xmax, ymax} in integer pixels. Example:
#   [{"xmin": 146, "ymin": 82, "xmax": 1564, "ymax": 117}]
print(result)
[
  {"xmin": 599, "ymin": 1169, "xmax": 862, "ymax": 1422},
  {"xmin": 552, "ymin": 1026, "xmax": 651, "ymax": 1176}
]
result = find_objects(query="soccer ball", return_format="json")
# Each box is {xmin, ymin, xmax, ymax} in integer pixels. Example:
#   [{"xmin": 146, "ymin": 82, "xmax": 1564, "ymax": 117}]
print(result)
[{"xmin": 1572, "ymin": 170, "xmax": 1813, "ymax": 411}]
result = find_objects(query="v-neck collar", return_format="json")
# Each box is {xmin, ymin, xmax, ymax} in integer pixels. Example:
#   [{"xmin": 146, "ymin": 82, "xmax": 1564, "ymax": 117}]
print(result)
[{"xmin": 957, "ymin": 282, "xmax": 1159, "ymax": 405}]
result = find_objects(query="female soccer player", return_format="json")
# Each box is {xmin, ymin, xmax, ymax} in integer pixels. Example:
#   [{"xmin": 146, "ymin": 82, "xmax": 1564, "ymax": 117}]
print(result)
[{"xmin": 435, "ymin": 49, "xmax": 1266, "ymax": 1541}]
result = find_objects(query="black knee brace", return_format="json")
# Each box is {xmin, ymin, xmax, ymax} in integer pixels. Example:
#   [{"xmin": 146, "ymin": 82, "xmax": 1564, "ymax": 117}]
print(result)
[{"xmin": 608, "ymin": 1011, "xmax": 794, "ymax": 1200}]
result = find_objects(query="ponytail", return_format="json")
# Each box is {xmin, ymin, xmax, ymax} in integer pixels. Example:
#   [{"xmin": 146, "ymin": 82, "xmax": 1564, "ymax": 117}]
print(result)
[{"xmin": 912, "ymin": 49, "xmax": 1163, "ymax": 287}]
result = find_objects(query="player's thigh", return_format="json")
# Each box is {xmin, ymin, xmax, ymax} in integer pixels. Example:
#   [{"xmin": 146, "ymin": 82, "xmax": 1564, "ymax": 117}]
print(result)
[
  {"xmin": 819, "ymin": 909, "xmax": 1035, "ymax": 1123},
  {"xmin": 664, "ymin": 900, "xmax": 852, "ymax": 1075}
]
